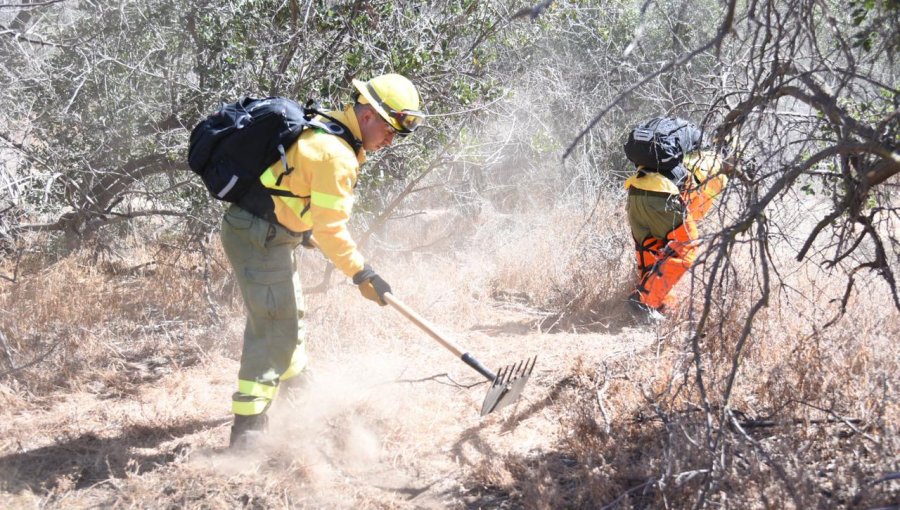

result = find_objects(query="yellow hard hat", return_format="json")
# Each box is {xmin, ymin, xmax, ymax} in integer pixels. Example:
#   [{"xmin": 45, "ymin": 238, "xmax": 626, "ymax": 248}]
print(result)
[{"xmin": 352, "ymin": 73, "xmax": 424, "ymax": 136}]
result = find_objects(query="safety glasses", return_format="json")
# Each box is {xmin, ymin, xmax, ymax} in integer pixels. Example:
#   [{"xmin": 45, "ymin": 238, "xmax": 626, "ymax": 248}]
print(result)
[
  {"xmin": 386, "ymin": 108, "xmax": 424, "ymax": 136},
  {"xmin": 366, "ymin": 83, "xmax": 424, "ymax": 136}
]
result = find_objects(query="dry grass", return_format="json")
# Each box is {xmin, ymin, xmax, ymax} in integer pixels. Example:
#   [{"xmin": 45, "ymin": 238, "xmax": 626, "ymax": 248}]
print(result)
[
  {"xmin": 0, "ymin": 189, "xmax": 897, "ymax": 508},
  {"xmin": 457, "ymin": 196, "xmax": 899, "ymax": 509},
  {"xmin": 0, "ymin": 240, "xmax": 235, "ymax": 399}
]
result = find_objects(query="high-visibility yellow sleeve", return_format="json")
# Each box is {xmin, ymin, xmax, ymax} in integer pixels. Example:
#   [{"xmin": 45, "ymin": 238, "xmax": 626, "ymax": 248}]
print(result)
[
  {"xmin": 307, "ymin": 153, "xmax": 366, "ymax": 277},
  {"xmin": 684, "ymin": 151, "xmax": 728, "ymax": 220},
  {"xmin": 262, "ymin": 106, "xmax": 368, "ymax": 278}
]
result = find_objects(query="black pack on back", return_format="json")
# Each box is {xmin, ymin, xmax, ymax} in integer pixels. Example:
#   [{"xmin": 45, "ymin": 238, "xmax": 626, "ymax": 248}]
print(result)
[
  {"xmin": 623, "ymin": 117, "xmax": 700, "ymax": 171},
  {"xmin": 187, "ymin": 97, "xmax": 360, "ymax": 203}
]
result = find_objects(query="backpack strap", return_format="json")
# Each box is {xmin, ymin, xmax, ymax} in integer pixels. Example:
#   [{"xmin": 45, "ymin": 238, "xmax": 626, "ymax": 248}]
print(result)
[
  {"xmin": 639, "ymin": 164, "xmax": 691, "ymax": 191},
  {"xmin": 240, "ymin": 103, "xmax": 364, "ymax": 224},
  {"xmin": 269, "ymin": 110, "xmax": 362, "ymax": 190},
  {"xmin": 299, "ymin": 100, "xmax": 363, "ymax": 154},
  {"xmin": 274, "ymin": 144, "xmax": 294, "ymax": 187},
  {"xmin": 307, "ymin": 111, "xmax": 364, "ymax": 154}
]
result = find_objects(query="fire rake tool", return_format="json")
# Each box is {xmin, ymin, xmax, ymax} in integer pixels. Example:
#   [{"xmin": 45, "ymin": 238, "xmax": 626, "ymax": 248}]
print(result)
[{"xmin": 383, "ymin": 292, "xmax": 536, "ymax": 416}]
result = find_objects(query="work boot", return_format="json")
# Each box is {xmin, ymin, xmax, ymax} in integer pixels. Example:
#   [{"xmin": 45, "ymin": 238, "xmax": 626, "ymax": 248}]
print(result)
[
  {"xmin": 626, "ymin": 295, "xmax": 666, "ymax": 323},
  {"xmin": 229, "ymin": 413, "xmax": 269, "ymax": 450}
]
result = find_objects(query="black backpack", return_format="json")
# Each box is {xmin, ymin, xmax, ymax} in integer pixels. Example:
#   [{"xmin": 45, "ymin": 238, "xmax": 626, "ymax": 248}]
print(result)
[
  {"xmin": 623, "ymin": 117, "xmax": 700, "ymax": 171},
  {"xmin": 187, "ymin": 97, "xmax": 362, "ymax": 203}
]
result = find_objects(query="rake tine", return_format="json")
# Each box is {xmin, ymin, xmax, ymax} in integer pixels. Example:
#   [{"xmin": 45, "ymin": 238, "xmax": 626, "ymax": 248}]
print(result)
[
  {"xmin": 480, "ymin": 355, "xmax": 538, "ymax": 416},
  {"xmin": 491, "ymin": 367, "xmax": 507, "ymax": 388},
  {"xmin": 519, "ymin": 357, "xmax": 531, "ymax": 375},
  {"xmin": 379, "ymin": 291, "xmax": 536, "ymax": 416},
  {"xmin": 508, "ymin": 357, "xmax": 533, "ymax": 381},
  {"xmin": 493, "ymin": 364, "xmax": 508, "ymax": 386},
  {"xmin": 508, "ymin": 360, "xmax": 524, "ymax": 382},
  {"xmin": 523, "ymin": 356, "xmax": 536, "ymax": 376},
  {"xmin": 496, "ymin": 360, "xmax": 518, "ymax": 385},
  {"xmin": 505, "ymin": 358, "xmax": 531, "ymax": 384}
]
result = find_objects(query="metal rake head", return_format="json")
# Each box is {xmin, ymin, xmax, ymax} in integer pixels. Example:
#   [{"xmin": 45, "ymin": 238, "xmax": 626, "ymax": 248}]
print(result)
[{"xmin": 480, "ymin": 356, "xmax": 537, "ymax": 416}]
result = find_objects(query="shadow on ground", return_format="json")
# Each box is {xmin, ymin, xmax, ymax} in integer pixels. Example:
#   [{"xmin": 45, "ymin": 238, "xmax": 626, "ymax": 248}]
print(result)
[
  {"xmin": 0, "ymin": 418, "xmax": 229, "ymax": 494},
  {"xmin": 538, "ymin": 298, "xmax": 651, "ymax": 335}
]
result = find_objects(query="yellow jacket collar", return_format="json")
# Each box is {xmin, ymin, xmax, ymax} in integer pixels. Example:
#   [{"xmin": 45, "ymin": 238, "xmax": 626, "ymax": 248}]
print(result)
[
  {"xmin": 325, "ymin": 105, "xmax": 366, "ymax": 165},
  {"xmin": 624, "ymin": 168, "xmax": 681, "ymax": 195}
]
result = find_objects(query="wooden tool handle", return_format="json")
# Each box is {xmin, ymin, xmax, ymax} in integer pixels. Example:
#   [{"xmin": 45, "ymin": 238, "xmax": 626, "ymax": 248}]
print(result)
[{"xmin": 383, "ymin": 292, "xmax": 465, "ymax": 358}]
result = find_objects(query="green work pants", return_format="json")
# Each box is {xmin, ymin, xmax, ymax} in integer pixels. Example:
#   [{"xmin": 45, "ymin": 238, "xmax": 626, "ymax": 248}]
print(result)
[
  {"xmin": 626, "ymin": 189, "xmax": 685, "ymax": 242},
  {"xmin": 220, "ymin": 205, "xmax": 308, "ymax": 416}
]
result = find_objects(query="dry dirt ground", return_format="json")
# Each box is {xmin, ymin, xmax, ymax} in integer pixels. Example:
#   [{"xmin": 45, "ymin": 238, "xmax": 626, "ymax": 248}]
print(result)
[
  {"xmin": 5, "ymin": 205, "xmax": 894, "ymax": 508},
  {"xmin": 0, "ymin": 267, "xmax": 661, "ymax": 509}
]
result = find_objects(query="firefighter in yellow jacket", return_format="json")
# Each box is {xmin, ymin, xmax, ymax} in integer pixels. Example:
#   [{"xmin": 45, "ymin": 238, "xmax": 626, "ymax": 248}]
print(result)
[
  {"xmin": 625, "ymin": 131, "xmax": 729, "ymax": 320},
  {"xmin": 220, "ymin": 74, "xmax": 424, "ymax": 447}
]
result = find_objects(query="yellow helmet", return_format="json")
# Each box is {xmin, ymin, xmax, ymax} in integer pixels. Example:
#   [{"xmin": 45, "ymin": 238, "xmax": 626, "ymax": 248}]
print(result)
[{"xmin": 352, "ymin": 73, "xmax": 424, "ymax": 136}]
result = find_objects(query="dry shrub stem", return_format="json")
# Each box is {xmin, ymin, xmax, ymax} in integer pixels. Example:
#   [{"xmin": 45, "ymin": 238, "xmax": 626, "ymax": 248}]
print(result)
[
  {"xmin": 0, "ymin": 329, "xmax": 18, "ymax": 370},
  {"xmin": 0, "ymin": 1, "xmax": 896, "ymax": 507},
  {"xmin": 563, "ymin": 0, "xmax": 739, "ymax": 159},
  {"xmin": 0, "ymin": 336, "xmax": 65, "ymax": 379},
  {"xmin": 196, "ymin": 236, "xmax": 221, "ymax": 322},
  {"xmin": 726, "ymin": 411, "xmax": 801, "ymax": 509},
  {"xmin": 392, "ymin": 372, "xmax": 486, "ymax": 390}
]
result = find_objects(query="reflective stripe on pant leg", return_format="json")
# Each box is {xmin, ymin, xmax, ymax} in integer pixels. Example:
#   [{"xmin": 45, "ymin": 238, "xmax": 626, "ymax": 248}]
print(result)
[
  {"xmin": 232, "ymin": 379, "xmax": 278, "ymax": 416},
  {"xmin": 221, "ymin": 207, "xmax": 304, "ymax": 416},
  {"xmin": 640, "ymin": 218, "xmax": 699, "ymax": 309},
  {"xmin": 635, "ymin": 236, "xmax": 665, "ymax": 280}
]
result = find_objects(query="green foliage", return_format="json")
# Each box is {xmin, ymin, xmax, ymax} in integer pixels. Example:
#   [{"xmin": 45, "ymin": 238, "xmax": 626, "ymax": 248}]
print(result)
[
  {"xmin": 848, "ymin": 0, "xmax": 900, "ymax": 52},
  {"xmin": 2, "ymin": 0, "xmax": 895, "ymax": 259},
  {"xmin": 1, "ymin": 0, "xmax": 520, "ymax": 232}
]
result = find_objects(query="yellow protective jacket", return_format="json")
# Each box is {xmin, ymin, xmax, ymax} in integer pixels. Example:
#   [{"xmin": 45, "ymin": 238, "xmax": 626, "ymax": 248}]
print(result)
[
  {"xmin": 624, "ymin": 150, "xmax": 728, "ymax": 218},
  {"xmin": 258, "ymin": 105, "xmax": 367, "ymax": 278}
]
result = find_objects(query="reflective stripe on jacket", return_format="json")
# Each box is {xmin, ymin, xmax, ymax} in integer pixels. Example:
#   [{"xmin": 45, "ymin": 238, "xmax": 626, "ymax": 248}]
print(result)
[{"xmin": 259, "ymin": 105, "xmax": 367, "ymax": 277}]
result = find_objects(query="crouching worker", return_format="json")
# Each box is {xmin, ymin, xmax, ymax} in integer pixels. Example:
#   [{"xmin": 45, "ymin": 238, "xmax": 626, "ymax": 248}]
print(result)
[
  {"xmin": 622, "ymin": 117, "xmax": 730, "ymax": 320},
  {"xmin": 220, "ymin": 74, "xmax": 425, "ymax": 448}
]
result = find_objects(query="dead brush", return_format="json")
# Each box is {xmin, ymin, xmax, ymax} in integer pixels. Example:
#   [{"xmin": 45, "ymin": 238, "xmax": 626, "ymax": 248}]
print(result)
[
  {"xmin": 0, "ymin": 241, "xmax": 234, "ymax": 400},
  {"xmin": 462, "ymin": 216, "xmax": 899, "ymax": 508},
  {"xmin": 471, "ymin": 355, "xmax": 726, "ymax": 509},
  {"xmin": 667, "ymin": 266, "xmax": 898, "ymax": 507},
  {"xmin": 480, "ymin": 204, "xmax": 636, "ymax": 331},
  {"xmin": 537, "ymin": 244, "xmax": 634, "ymax": 332}
]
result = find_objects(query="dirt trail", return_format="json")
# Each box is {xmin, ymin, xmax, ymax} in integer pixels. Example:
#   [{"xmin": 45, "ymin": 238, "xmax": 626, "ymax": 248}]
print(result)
[
  {"xmin": 1, "ymin": 296, "xmax": 658, "ymax": 509},
  {"xmin": 200, "ymin": 304, "xmax": 657, "ymax": 508}
]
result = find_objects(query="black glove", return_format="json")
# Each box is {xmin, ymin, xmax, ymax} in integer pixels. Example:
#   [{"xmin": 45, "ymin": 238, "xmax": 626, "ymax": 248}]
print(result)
[
  {"xmin": 352, "ymin": 264, "xmax": 392, "ymax": 306},
  {"xmin": 299, "ymin": 230, "xmax": 316, "ymax": 249}
]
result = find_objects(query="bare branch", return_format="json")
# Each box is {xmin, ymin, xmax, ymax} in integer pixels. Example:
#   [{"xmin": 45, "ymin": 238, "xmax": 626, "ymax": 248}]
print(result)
[
  {"xmin": 563, "ymin": 0, "xmax": 740, "ymax": 159},
  {"xmin": 0, "ymin": 0, "xmax": 67, "ymax": 8},
  {"xmin": 0, "ymin": 337, "xmax": 65, "ymax": 379},
  {"xmin": 0, "ymin": 27, "xmax": 65, "ymax": 47}
]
